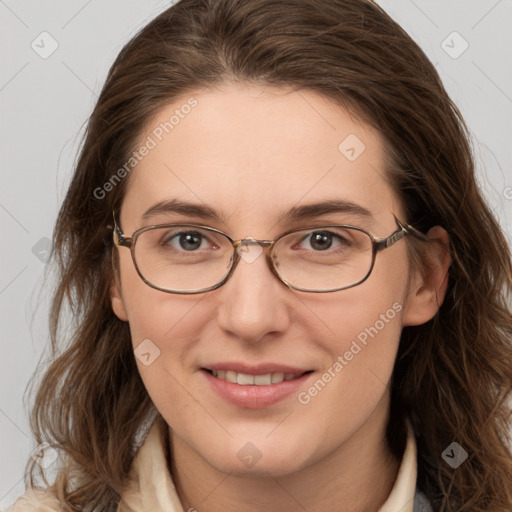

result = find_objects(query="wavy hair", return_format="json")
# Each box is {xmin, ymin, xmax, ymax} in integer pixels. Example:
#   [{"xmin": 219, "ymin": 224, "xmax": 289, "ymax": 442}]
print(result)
[{"xmin": 25, "ymin": 0, "xmax": 512, "ymax": 510}]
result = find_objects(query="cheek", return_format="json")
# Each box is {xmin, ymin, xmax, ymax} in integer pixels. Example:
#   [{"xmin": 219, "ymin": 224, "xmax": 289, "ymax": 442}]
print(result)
[
  {"xmin": 295, "ymin": 292, "xmax": 404, "ymax": 446},
  {"xmin": 117, "ymin": 254, "xmax": 203, "ymax": 360},
  {"xmin": 121, "ymin": 283, "xmax": 206, "ymax": 420},
  {"xmin": 308, "ymin": 250, "xmax": 407, "ymax": 349},
  {"xmin": 312, "ymin": 288, "xmax": 404, "ymax": 383},
  {"xmin": 297, "ymin": 257, "xmax": 407, "ymax": 406}
]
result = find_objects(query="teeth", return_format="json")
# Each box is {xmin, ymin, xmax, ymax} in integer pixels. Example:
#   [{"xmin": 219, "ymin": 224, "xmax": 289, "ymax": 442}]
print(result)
[
  {"xmin": 271, "ymin": 372, "xmax": 284, "ymax": 383},
  {"xmin": 237, "ymin": 372, "xmax": 254, "ymax": 385},
  {"xmin": 254, "ymin": 374, "xmax": 272, "ymax": 385},
  {"xmin": 210, "ymin": 369, "xmax": 302, "ymax": 385}
]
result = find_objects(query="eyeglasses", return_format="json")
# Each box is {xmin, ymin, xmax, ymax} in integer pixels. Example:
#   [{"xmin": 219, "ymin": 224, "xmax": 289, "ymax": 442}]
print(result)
[{"xmin": 110, "ymin": 212, "xmax": 427, "ymax": 294}]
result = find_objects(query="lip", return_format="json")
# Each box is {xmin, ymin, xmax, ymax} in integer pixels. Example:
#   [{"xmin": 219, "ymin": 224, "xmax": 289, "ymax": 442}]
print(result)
[{"xmin": 201, "ymin": 367, "xmax": 314, "ymax": 409}]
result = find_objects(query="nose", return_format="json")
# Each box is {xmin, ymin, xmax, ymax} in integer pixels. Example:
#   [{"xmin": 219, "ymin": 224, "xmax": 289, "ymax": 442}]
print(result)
[{"xmin": 215, "ymin": 244, "xmax": 291, "ymax": 343}]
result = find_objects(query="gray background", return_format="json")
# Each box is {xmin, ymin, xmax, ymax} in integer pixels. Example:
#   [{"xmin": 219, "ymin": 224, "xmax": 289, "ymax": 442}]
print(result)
[{"xmin": 1, "ymin": 0, "xmax": 511, "ymax": 508}]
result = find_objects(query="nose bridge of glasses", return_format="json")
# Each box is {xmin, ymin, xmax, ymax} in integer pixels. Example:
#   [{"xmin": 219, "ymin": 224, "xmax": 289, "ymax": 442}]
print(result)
[
  {"xmin": 233, "ymin": 238, "xmax": 274, "ymax": 248},
  {"xmin": 227, "ymin": 237, "xmax": 288, "ymax": 291}
]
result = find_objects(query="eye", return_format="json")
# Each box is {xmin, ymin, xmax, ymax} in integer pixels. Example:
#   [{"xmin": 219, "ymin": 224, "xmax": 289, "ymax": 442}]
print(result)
[
  {"xmin": 298, "ymin": 230, "xmax": 350, "ymax": 251},
  {"xmin": 162, "ymin": 230, "xmax": 213, "ymax": 251}
]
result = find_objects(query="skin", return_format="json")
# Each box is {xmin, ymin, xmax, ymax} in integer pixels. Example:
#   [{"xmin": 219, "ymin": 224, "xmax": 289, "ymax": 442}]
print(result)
[{"xmin": 111, "ymin": 82, "xmax": 450, "ymax": 512}]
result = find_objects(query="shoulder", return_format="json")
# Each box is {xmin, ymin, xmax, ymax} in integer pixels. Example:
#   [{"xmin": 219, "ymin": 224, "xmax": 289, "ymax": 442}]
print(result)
[{"xmin": 6, "ymin": 488, "xmax": 63, "ymax": 512}]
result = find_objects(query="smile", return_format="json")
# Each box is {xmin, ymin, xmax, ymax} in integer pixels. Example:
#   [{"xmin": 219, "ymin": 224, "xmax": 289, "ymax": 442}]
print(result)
[
  {"xmin": 201, "ymin": 368, "xmax": 314, "ymax": 408},
  {"xmin": 207, "ymin": 369, "xmax": 307, "ymax": 385}
]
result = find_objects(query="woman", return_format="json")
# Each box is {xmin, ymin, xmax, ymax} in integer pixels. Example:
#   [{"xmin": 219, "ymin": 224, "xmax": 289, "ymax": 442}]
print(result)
[{"xmin": 10, "ymin": 0, "xmax": 512, "ymax": 511}]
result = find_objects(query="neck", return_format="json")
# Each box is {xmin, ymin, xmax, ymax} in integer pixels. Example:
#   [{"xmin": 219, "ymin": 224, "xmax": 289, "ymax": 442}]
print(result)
[{"xmin": 168, "ymin": 399, "xmax": 403, "ymax": 512}]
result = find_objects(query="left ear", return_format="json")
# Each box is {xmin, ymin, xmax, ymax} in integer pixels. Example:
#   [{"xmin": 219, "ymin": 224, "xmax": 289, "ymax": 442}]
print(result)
[
  {"xmin": 110, "ymin": 253, "xmax": 129, "ymax": 322},
  {"xmin": 402, "ymin": 226, "xmax": 451, "ymax": 326}
]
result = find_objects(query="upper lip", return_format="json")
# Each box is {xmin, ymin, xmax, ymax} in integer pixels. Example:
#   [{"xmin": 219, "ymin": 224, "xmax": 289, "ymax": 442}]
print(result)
[{"xmin": 202, "ymin": 362, "xmax": 312, "ymax": 375}]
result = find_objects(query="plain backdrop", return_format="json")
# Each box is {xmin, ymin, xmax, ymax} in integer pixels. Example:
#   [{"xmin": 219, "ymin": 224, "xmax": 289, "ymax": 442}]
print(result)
[{"xmin": 1, "ymin": 0, "xmax": 511, "ymax": 508}]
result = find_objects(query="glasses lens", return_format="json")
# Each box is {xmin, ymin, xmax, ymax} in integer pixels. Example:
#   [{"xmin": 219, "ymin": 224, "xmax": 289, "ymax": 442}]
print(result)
[
  {"xmin": 272, "ymin": 226, "xmax": 373, "ymax": 291},
  {"xmin": 133, "ymin": 226, "xmax": 233, "ymax": 292}
]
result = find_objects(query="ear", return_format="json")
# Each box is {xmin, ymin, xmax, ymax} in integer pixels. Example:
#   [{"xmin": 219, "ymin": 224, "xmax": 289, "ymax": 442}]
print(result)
[
  {"xmin": 110, "ymin": 268, "xmax": 129, "ymax": 322},
  {"xmin": 402, "ymin": 226, "xmax": 451, "ymax": 326}
]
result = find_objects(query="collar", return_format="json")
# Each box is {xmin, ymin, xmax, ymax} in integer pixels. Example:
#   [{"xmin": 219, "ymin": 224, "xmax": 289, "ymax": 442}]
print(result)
[{"xmin": 118, "ymin": 417, "xmax": 420, "ymax": 512}]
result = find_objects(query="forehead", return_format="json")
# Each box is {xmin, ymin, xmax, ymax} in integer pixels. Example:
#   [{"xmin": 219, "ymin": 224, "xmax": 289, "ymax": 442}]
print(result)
[{"xmin": 121, "ymin": 82, "xmax": 401, "ymax": 233}]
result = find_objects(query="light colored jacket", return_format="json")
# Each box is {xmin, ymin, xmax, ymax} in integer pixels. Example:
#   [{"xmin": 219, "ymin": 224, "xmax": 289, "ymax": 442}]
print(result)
[{"xmin": 7, "ymin": 419, "xmax": 433, "ymax": 512}]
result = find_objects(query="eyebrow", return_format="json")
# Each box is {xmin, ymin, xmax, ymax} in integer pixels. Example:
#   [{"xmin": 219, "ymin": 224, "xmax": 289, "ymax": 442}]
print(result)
[
  {"xmin": 142, "ymin": 199, "xmax": 227, "ymax": 223},
  {"xmin": 277, "ymin": 199, "xmax": 373, "ymax": 225},
  {"xmin": 141, "ymin": 198, "xmax": 374, "ymax": 225}
]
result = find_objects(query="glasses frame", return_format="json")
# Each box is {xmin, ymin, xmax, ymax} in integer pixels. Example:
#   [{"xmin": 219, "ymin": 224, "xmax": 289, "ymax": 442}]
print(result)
[{"xmin": 109, "ymin": 212, "xmax": 428, "ymax": 294}]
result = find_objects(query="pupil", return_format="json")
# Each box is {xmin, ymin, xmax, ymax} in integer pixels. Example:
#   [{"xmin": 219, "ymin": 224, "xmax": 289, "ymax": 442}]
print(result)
[
  {"xmin": 311, "ymin": 232, "xmax": 332, "ymax": 250},
  {"xmin": 180, "ymin": 232, "xmax": 202, "ymax": 251}
]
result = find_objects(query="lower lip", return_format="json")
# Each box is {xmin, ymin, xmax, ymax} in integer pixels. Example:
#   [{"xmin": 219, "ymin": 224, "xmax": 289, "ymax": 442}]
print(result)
[{"xmin": 202, "ymin": 369, "xmax": 313, "ymax": 409}]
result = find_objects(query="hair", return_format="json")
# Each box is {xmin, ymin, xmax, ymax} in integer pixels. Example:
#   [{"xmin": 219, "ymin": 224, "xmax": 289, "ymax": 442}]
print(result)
[{"xmin": 25, "ymin": 0, "xmax": 512, "ymax": 510}]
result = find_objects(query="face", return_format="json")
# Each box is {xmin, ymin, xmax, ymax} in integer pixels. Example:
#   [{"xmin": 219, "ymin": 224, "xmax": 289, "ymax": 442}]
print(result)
[{"xmin": 111, "ymin": 82, "xmax": 435, "ymax": 477}]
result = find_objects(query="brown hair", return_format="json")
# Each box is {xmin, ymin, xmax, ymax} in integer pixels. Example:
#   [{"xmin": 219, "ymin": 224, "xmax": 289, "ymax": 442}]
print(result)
[{"xmin": 26, "ymin": 0, "xmax": 512, "ymax": 510}]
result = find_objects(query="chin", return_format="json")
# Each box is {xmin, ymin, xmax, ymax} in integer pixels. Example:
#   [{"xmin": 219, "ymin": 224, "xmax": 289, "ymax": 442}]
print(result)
[
  {"xmin": 200, "ymin": 437, "xmax": 314, "ymax": 478},
  {"xmin": 214, "ymin": 456, "xmax": 309, "ymax": 479}
]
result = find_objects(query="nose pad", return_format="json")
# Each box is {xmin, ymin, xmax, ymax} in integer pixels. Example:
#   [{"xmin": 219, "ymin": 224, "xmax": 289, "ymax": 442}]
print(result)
[
  {"xmin": 232, "ymin": 239, "xmax": 286, "ymax": 289},
  {"xmin": 235, "ymin": 237, "xmax": 265, "ymax": 265}
]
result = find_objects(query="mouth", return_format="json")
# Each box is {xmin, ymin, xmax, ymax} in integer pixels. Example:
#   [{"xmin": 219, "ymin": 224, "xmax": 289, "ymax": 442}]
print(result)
[
  {"xmin": 201, "ymin": 367, "xmax": 314, "ymax": 408},
  {"xmin": 202, "ymin": 368, "xmax": 313, "ymax": 386}
]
